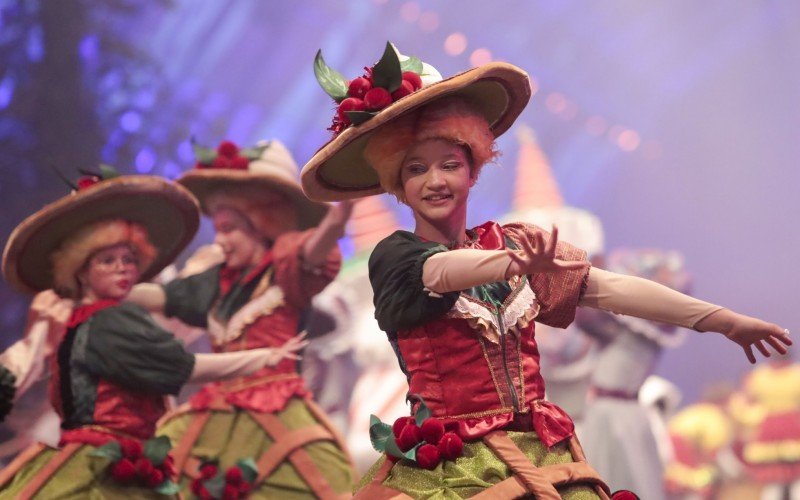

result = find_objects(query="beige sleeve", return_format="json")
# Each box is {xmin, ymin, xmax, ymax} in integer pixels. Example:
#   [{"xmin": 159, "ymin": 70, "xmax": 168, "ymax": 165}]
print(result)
[
  {"xmin": 422, "ymin": 249, "xmax": 513, "ymax": 294},
  {"xmin": 189, "ymin": 348, "xmax": 274, "ymax": 383},
  {"xmin": 579, "ymin": 267, "xmax": 724, "ymax": 330}
]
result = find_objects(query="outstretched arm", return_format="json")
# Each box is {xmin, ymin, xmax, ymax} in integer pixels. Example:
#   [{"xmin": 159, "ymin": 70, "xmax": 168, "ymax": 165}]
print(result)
[
  {"xmin": 189, "ymin": 334, "xmax": 308, "ymax": 383},
  {"xmin": 580, "ymin": 268, "xmax": 791, "ymax": 364},
  {"xmin": 126, "ymin": 283, "xmax": 166, "ymax": 314}
]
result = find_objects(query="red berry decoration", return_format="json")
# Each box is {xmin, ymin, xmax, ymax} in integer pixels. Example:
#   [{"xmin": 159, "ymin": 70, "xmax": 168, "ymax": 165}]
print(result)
[
  {"xmin": 200, "ymin": 463, "xmax": 219, "ymax": 480},
  {"xmin": 420, "ymin": 418, "xmax": 445, "ymax": 445},
  {"xmin": 392, "ymin": 416, "xmax": 415, "ymax": 438},
  {"xmin": 230, "ymin": 156, "xmax": 249, "ymax": 170},
  {"xmin": 337, "ymin": 97, "xmax": 367, "ymax": 125},
  {"xmin": 77, "ymin": 175, "xmax": 100, "ymax": 190},
  {"xmin": 438, "ymin": 432, "xmax": 464, "ymax": 461},
  {"xmin": 217, "ymin": 141, "xmax": 239, "ymax": 158},
  {"xmin": 195, "ymin": 161, "xmax": 209, "ymax": 170},
  {"xmin": 212, "ymin": 156, "xmax": 231, "ymax": 169},
  {"xmin": 110, "ymin": 458, "xmax": 137, "ymax": 483},
  {"xmin": 120, "ymin": 439, "xmax": 144, "ymax": 460},
  {"xmin": 191, "ymin": 478, "xmax": 205, "ymax": 495},
  {"xmin": 397, "ymin": 422, "xmax": 422, "ymax": 452},
  {"xmin": 222, "ymin": 484, "xmax": 239, "ymax": 500},
  {"xmin": 348, "ymin": 77, "xmax": 372, "ymax": 99},
  {"xmin": 146, "ymin": 468, "xmax": 164, "ymax": 488},
  {"xmin": 364, "ymin": 87, "xmax": 392, "ymax": 111},
  {"xmin": 611, "ymin": 491, "xmax": 640, "ymax": 500},
  {"xmin": 134, "ymin": 457, "xmax": 154, "ymax": 478},
  {"xmin": 416, "ymin": 444, "xmax": 441, "ymax": 470},
  {"xmin": 161, "ymin": 455, "xmax": 176, "ymax": 478},
  {"xmin": 225, "ymin": 466, "xmax": 244, "ymax": 485},
  {"xmin": 238, "ymin": 482, "xmax": 252, "ymax": 495},
  {"xmin": 402, "ymin": 71, "xmax": 423, "ymax": 91},
  {"xmin": 391, "ymin": 80, "xmax": 415, "ymax": 101}
]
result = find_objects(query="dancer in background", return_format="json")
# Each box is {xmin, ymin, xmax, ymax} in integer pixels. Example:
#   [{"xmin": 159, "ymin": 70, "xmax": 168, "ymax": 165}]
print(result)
[
  {"xmin": 0, "ymin": 173, "xmax": 302, "ymax": 499},
  {"xmin": 301, "ymin": 43, "xmax": 790, "ymax": 498},
  {"xmin": 578, "ymin": 249, "xmax": 691, "ymax": 498},
  {"xmin": 128, "ymin": 140, "xmax": 356, "ymax": 498}
]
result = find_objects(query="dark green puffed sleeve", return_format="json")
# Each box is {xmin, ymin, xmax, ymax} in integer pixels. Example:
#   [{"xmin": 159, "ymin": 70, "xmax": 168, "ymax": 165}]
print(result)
[
  {"xmin": 83, "ymin": 303, "xmax": 195, "ymax": 395},
  {"xmin": 0, "ymin": 362, "xmax": 15, "ymax": 422},
  {"xmin": 369, "ymin": 231, "xmax": 460, "ymax": 332},
  {"xmin": 162, "ymin": 265, "xmax": 221, "ymax": 328}
]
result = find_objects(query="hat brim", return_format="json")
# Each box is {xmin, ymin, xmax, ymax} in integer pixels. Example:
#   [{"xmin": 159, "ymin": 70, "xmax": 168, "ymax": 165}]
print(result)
[
  {"xmin": 177, "ymin": 169, "xmax": 329, "ymax": 230},
  {"xmin": 2, "ymin": 176, "xmax": 200, "ymax": 295},
  {"xmin": 301, "ymin": 62, "xmax": 531, "ymax": 202}
]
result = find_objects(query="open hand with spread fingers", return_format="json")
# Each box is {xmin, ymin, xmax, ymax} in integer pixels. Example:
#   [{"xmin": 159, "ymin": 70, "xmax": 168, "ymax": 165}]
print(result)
[
  {"xmin": 695, "ymin": 309, "xmax": 792, "ymax": 364},
  {"xmin": 264, "ymin": 332, "xmax": 310, "ymax": 366},
  {"xmin": 505, "ymin": 225, "xmax": 590, "ymax": 278}
]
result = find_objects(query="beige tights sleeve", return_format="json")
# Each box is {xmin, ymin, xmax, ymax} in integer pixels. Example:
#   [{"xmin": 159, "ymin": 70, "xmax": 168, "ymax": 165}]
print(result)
[
  {"xmin": 189, "ymin": 348, "xmax": 275, "ymax": 384},
  {"xmin": 580, "ymin": 267, "xmax": 724, "ymax": 330},
  {"xmin": 422, "ymin": 249, "xmax": 512, "ymax": 294}
]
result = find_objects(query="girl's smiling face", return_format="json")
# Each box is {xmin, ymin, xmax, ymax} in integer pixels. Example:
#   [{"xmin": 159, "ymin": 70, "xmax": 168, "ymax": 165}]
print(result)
[{"xmin": 400, "ymin": 138, "xmax": 476, "ymax": 228}]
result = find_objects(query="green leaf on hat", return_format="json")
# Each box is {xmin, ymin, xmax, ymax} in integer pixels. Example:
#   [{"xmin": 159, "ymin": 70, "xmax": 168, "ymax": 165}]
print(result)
[
  {"xmin": 400, "ymin": 56, "xmax": 423, "ymax": 74},
  {"xmin": 98, "ymin": 164, "xmax": 121, "ymax": 180},
  {"xmin": 345, "ymin": 110, "xmax": 377, "ymax": 125},
  {"xmin": 143, "ymin": 435, "xmax": 172, "ymax": 466},
  {"xmin": 236, "ymin": 458, "xmax": 259, "ymax": 485},
  {"xmin": 191, "ymin": 138, "xmax": 217, "ymax": 165},
  {"xmin": 372, "ymin": 41, "xmax": 403, "ymax": 92},
  {"xmin": 314, "ymin": 49, "xmax": 349, "ymax": 103},
  {"xmin": 89, "ymin": 440, "xmax": 122, "ymax": 462},
  {"xmin": 369, "ymin": 414, "xmax": 395, "ymax": 453},
  {"xmin": 155, "ymin": 480, "xmax": 180, "ymax": 496},
  {"xmin": 240, "ymin": 142, "xmax": 269, "ymax": 161}
]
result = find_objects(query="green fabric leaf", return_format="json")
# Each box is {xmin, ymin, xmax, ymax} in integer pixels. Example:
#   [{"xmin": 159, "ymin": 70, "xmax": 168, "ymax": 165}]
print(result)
[
  {"xmin": 143, "ymin": 436, "xmax": 172, "ymax": 466},
  {"xmin": 240, "ymin": 142, "xmax": 269, "ymax": 161},
  {"xmin": 204, "ymin": 474, "xmax": 226, "ymax": 498},
  {"xmin": 99, "ymin": 164, "xmax": 121, "ymax": 180},
  {"xmin": 236, "ymin": 457, "xmax": 259, "ymax": 485},
  {"xmin": 413, "ymin": 397, "xmax": 432, "ymax": 426},
  {"xmin": 314, "ymin": 49, "xmax": 349, "ymax": 102},
  {"xmin": 399, "ymin": 56, "xmax": 423, "ymax": 74},
  {"xmin": 369, "ymin": 414, "xmax": 394, "ymax": 453},
  {"xmin": 89, "ymin": 441, "xmax": 122, "ymax": 462},
  {"xmin": 345, "ymin": 110, "xmax": 377, "ymax": 125},
  {"xmin": 191, "ymin": 138, "xmax": 217, "ymax": 164},
  {"xmin": 372, "ymin": 41, "xmax": 403, "ymax": 92},
  {"xmin": 385, "ymin": 438, "xmax": 421, "ymax": 461},
  {"xmin": 155, "ymin": 480, "xmax": 180, "ymax": 496}
]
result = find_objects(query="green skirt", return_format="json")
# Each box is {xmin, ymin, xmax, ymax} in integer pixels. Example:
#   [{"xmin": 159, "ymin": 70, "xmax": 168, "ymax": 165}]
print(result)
[
  {"xmin": 158, "ymin": 396, "xmax": 355, "ymax": 499},
  {"xmin": 357, "ymin": 431, "xmax": 609, "ymax": 499},
  {"xmin": 0, "ymin": 442, "xmax": 170, "ymax": 500}
]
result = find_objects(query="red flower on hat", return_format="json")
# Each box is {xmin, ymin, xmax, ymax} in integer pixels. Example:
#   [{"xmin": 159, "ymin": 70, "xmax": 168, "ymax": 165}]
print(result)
[
  {"xmin": 230, "ymin": 156, "xmax": 250, "ymax": 170},
  {"xmin": 364, "ymin": 87, "xmax": 392, "ymax": 111},
  {"xmin": 212, "ymin": 156, "xmax": 231, "ymax": 170},
  {"xmin": 217, "ymin": 141, "xmax": 239, "ymax": 158},
  {"xmin": 348, "ymin": 77, "xmax": 372, "ymax": 99},
  {"xmin": 77, "ymin": 175, "xmax": 101, "ymax": 190},
  {"xmin": 402, "ymin": 71, "xmax": 423, "ymax": 91},
  {"xmin": 391, "ymin": 80, "xmax": 415, "ymax": 101}
]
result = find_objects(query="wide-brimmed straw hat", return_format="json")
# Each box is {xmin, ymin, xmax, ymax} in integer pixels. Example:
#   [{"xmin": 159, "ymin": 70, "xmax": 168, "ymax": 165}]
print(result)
[
  {"xmin": 2, "ymin": 175, "xmax": 200, "ymax": 295},
  {"xmin": 178, "ymin": 139, "xmax": 328, "ymax": 233},
  {"xmin": 301, "ymin": 43, "xmax": 532, "ymax": 201}
]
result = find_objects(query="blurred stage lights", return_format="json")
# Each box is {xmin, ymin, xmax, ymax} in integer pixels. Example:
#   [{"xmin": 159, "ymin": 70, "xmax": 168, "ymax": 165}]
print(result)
[
  {"xmin": 469, "ymin": 48, "xmax": 492, "ymax": 67},
  {"xmin": 418, "ymin": 11, "xmax": 439, "ymax": 32},
  {"xmin": 399, "ymin": 2, "xmax": 420, "ymax": 22},
  {"xmin": 444, "ymin": 32, "xmax": 467, "ymax": 56}
]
